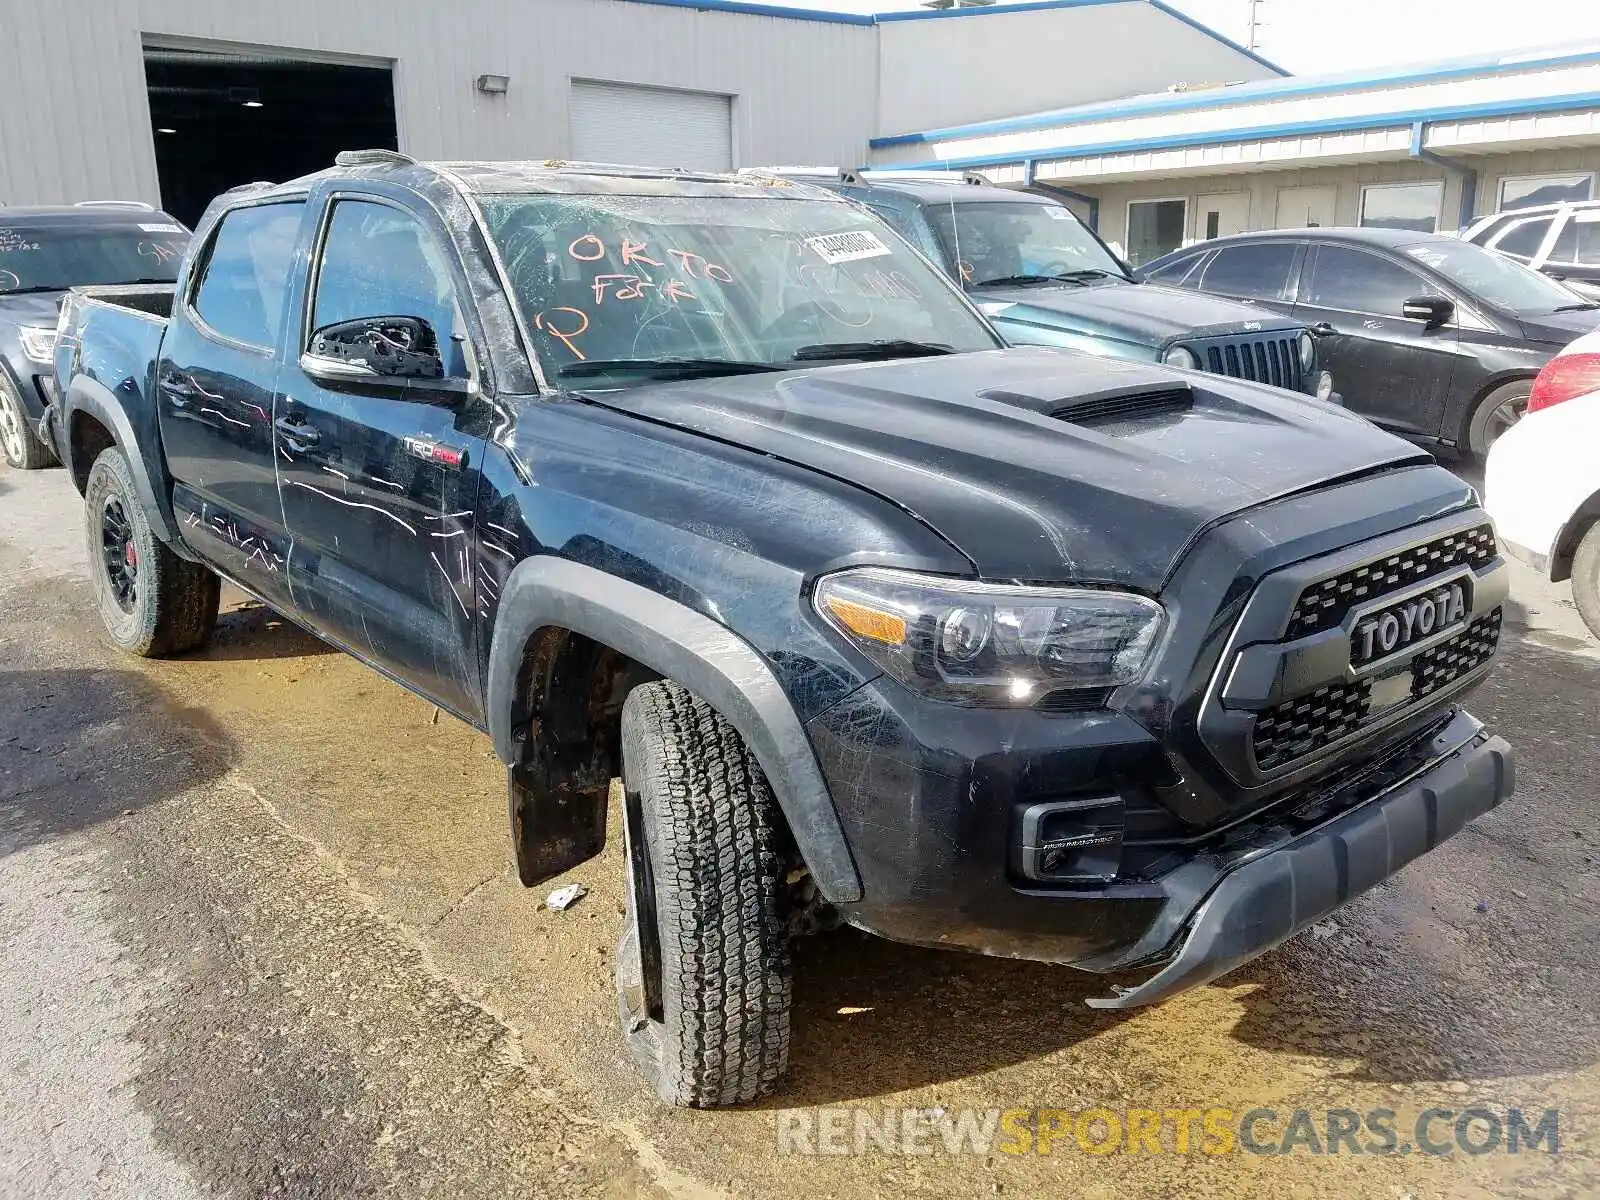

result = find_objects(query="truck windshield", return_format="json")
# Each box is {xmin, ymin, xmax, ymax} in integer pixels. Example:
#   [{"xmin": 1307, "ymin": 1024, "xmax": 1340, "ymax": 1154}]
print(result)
[
  {"xmin": 478, "ymin": 192, "xmax": 999, "ymax": 385},
  {"xmin": 0, "ymin": 223, "xmax": 189, "ymax": 294},
  {"xmin": 923, "ymin": 201, "xmax": 1128, "ymax": 288},
  {"xmin": 1401, "ymin": 238, "xmax": 1595, "ymax": 314}
]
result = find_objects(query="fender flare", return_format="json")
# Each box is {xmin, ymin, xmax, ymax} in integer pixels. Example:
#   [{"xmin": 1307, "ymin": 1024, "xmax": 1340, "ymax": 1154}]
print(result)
[
  {"xmin": 486, "ymin": 556, "xmax": 863, "ymax": 903},
  {"xmin": 63, "ymin": 377, "xmax": 190, "ymax": 555}
]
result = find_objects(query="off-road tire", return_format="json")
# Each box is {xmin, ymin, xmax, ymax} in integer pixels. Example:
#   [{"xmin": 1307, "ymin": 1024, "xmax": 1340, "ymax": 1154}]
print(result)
[
  {"xmin": 84, "ymin": 446, "xmax": 220, "ymax": 656},
  {"xmin": 1569, "ymin": 521, "xmax": 1600, "ymax": 643},
  {"xmin": 1465, "ymin": 379, "xmax": 1532, "ymax": 459},
  {"xmin": 616, "ymin": 680, "xmax": 793, "ymax": 1107},
  {"xmin": 0, "ymin": 373, "xmax": 57, "ymax": 470}
]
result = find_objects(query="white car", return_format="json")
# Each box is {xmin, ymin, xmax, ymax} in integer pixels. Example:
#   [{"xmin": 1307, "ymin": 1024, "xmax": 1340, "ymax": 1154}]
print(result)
[{"xmin": 1485, "ymin": 327, "xmax": 1600, "ymax": 637}]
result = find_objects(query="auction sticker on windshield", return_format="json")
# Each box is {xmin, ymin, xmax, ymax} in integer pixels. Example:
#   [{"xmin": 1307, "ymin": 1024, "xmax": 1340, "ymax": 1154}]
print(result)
[{"xmin": 806, "ymin": 230, "xmax": 893, "ymax": 265}]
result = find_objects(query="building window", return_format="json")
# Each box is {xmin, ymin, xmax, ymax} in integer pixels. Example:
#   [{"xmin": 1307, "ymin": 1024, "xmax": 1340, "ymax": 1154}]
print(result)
[
  {"xmin": 1497, "ymin": 172, "xmax": 1596, "ymax": 211},
  {"xmin": 1359, "ymin": 182, "xmax": 1443, "ymax": 233},
  {"xmin": 1126, "ymin": 199, "xmax": 1186, "ymax": 267}
]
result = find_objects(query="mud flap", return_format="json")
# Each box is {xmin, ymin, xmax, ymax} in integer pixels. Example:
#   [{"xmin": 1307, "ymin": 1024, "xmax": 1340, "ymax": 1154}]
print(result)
[{"xmin": 508, "ymin": 761, "xmax": 608, "ymax": 887}]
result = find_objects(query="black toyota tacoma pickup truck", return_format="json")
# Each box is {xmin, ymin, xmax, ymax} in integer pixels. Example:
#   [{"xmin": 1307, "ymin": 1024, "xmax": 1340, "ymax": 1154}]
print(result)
[{"xmin": 50, "ymin": 152, "xmax": 1513, "ymax": 1108}]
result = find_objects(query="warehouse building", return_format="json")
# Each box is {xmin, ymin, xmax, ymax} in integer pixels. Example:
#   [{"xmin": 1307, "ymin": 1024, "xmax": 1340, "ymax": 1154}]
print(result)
[
  {"xmin": 0, "ymin": 0, "xmax": 1278, "ymax": 225},
  {"xmin": 870, "ymin": 43, "xmax": 1600, "ymax": 263}
]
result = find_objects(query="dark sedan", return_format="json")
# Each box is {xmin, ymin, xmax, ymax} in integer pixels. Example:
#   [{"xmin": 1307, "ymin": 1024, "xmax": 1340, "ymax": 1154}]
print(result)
[
  {"xmin": 1139, "ymin": 227, "xmax": 1600, "ymax": 456},
  {"xmin": 0, "ymin": 204, "xmax": 188, "ymax": 469}
]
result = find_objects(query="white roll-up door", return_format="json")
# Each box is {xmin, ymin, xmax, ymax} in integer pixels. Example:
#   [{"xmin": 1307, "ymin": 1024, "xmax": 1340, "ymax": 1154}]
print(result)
[{"xmin": 569, "ymin": 80, "xmax": 733, "ymax": 172}]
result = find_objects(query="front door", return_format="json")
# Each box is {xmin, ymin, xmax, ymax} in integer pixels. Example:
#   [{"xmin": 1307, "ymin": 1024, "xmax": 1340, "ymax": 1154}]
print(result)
[
  {"xmin": 1293, "ymin": 243, "xmax": 1461, "ymax": 437},
  {"xmin": 275, "ymin": 193, "xmax": 489, "ymax": 721},
  {"xmin": 1196, "ymin": 192, "xmax": 1251, "ymax": 241},
  {"xmin": 1275, "ymin": 186, "xmax": 1337, "ymax": 230},
  {"xmin": 157, "ymin": 198, "xmax": 306, "ymax": 610}
]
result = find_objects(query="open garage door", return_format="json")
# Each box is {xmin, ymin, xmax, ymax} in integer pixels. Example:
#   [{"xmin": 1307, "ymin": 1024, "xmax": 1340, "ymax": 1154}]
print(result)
[
  {"xmin": 570, "ymin": 80, "xmax": 733, "ymax": 172},
  {"xmin": 143, "ymin": 44, "xmax": 398, "ymax": 227}
]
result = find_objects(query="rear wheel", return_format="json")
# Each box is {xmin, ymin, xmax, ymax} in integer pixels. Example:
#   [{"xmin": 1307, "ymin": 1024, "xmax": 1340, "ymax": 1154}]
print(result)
[
  {"xmin": 1570, "ymin": 522, "xmax": 1600, "ymax": 642},
  {"xmin": 1465, "ymin": 380, "xmax": 1532, "ymax": 458},
  {"xmin": 84, "ymin": 446, "xmax": 220, "ymax": 656},
  {"xmin": 0, "ymin": 374, "xmax": 57, "ymax": 470},
  {"xmin": 615, "ymin": 680, "xmax": 793, "ymax": 1107}
]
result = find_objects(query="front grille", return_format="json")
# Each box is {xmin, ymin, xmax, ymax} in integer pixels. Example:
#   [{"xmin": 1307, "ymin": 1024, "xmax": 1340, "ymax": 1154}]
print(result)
[
  {"xmin": 1251, "ymin": 607, "xmax": 1503, "ymax": 772},
  {"xmin": 1253, "ymin": 679, "xmax": 1374, "ymax": 772},
  {"xmin": 1413, "ymin": 609, "xmax": 1502, "ymax": 698},
  {"xmin": 1287, "ymin": 524, "xmax": 1498, "ymax": 638},
  {"xmin": 1202, "ymin": 334, "xmax": 1301, "ymax": 389}
]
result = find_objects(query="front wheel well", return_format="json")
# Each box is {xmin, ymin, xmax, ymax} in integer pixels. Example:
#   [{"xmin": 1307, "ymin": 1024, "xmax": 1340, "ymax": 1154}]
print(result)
[{"xmin": 68, "ymin": 409, "xmax": 117, "ymax": 495}]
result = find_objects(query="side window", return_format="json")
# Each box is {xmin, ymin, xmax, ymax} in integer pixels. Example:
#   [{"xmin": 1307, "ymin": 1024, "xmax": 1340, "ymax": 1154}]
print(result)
[
  {"xmin": 1197, "ymin": 242, "xmax": 1298, "ymax": 300},
  {"xmin": 858, "ymin": 197, "xmax": 939, "ymax": 261},
  {"xmin": 1489, "ymin": 217, "xmax": 1553, "ymax": 262},
  {"xmin": 309, "ymin": 199, "xmax": 460, "ymax": 354},
  {"xmin": 1550, "ymin": 214, "xmax": 1600, "ymax": 267},
  {"xmin": 190, "ymin": 202, "xmax": 305, "ymax": 349},
  {"xmin": 1142, "ymin": 251, "xmax": 1204, "ymax": 287},
  {"xmin": 1305, "ymin": 246, "xmax": 1434, "ymax": 316}
]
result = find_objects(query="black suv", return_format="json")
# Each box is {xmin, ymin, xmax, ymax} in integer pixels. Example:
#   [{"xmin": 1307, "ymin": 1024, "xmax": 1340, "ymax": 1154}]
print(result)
[
  {"xmin": 53, "ymin": 154, "xmax": 1511, "ymax": 1107},
  {"xmin": 0, "ymin": 203, "xmax": 188, "ymax": 469},
  {"xmin": 1142, "ymin": 227, "xmax": 1600, "ymax": 456},
  {"xmin": 773, "ymin": 170, "xmax": 1331, "ymax": 397}
]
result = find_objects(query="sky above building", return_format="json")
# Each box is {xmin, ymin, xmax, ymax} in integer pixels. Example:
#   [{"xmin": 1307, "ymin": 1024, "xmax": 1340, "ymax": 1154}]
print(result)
[{"xmin": 753, "ymin": 0, "xmax": 1600, "ymax": 75}]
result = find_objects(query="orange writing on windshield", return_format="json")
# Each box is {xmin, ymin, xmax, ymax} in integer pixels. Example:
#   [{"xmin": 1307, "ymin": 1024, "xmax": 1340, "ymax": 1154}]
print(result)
[{"xmin": 533, "ymin": 306, "xmax": 590, "ymax": 360}]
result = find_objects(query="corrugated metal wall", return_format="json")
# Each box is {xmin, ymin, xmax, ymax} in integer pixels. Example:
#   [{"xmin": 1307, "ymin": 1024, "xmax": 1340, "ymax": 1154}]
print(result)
[
  {"xmin": 874, "ymin": 3, "xmax": 1279, "ymax": 140},
  {"xmin": 0, "ymin": 0, "xmax": 878, "ymax": 207}
]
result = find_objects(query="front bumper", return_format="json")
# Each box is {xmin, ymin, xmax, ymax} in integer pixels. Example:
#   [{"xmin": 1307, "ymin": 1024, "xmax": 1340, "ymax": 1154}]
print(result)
[{"xmin": 1086, "ymin": 711, "xmax": 1512, "ymax": 1007}]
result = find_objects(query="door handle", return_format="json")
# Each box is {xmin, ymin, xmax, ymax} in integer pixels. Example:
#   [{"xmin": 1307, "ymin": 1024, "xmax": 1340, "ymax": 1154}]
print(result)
[
  {"xmin": 274, "ymin": 415, "xmax": 321, "ymax": 449},
  {"xmin": 1309, "ymin": 322, "xmax": 1338, "ymax": 338},
  {"xmin": 158, "ymin": 371, "xmax": 198, "ymax": 408}
]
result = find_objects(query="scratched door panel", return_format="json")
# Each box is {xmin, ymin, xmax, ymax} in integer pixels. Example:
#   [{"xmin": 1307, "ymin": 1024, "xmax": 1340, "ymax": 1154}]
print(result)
[{"xmin": 277, "ymin": 389, "xmax": 485, "ymax": 718}]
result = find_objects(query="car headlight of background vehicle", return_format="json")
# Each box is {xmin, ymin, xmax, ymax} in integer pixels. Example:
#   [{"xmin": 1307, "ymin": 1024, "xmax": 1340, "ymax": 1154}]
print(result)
[
  {"xmin": 1162, "ymin": 345, "xmax": 1198, "ymax": 370},
  {"xmin": 19, "ymin": 325, "xmax": 58, "ymax": 365},
  {"xmin": 1297, "ymin": 331, "xmax": 1315, "ymax": 373},
  {"xmin": 813, "ymin": 567, "xmax": 1165, "ymax": 706}
]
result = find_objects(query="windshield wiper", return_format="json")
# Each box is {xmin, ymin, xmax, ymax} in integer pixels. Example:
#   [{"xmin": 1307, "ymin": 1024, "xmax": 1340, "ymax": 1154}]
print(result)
[
  {"xmin": 1553, "ymin": 302, "xmax": 1600, "ymax": 312},
  {"xmin": 558, "ymin": 357, "xmax": 784, "ymax": 379},
  {"xmin": 972, "ymin": 269, "xmax": 1118, "ymax": 288},
  {"xmin": 790, "ymin": 339, "xmax": 953, "ymax": 362}
]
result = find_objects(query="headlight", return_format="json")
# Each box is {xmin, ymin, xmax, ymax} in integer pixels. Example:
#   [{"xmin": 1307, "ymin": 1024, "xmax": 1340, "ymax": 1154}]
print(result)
[
  {"xmin": 1162, "ymin": 345, "xmax": 1198, "ymax": 370},
  {"xmin": 1297, "ymin": 331, "xmax": 1315, "ymax": 372},
  {"xmin": 813, "ymin": 567, "xmax": 1165, "ymax": 707},
  {"xmin": 19, "ymin": 325, "xmax": 57, "ymax": 365},
  {"xmin": 1316, "ymin": 370, "xmax": 1336, "ymax": 402}
]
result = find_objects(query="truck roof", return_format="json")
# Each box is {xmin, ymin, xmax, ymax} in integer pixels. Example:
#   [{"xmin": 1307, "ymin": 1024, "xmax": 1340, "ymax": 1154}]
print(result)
[
  {"xmin": 0, "ymin": 205, "xmax": 183, "ymax": 226},
  {"xmin": 241, "ymin": 152, "xmax": 846, "ymax": 205},
  {"xmin": 848, "ymin": 177, "xmax": 1042, "ymax": 206}
]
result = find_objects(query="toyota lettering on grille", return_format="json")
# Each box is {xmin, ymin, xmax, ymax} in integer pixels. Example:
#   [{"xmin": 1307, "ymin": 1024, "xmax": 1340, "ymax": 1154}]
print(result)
[{"xmin": 1351, "ymin": 581, "xmax": 1469, "ymax": 669}]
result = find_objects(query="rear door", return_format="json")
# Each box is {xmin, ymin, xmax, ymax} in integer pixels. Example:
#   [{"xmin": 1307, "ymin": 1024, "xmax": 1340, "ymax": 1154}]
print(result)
[
  {"xmin": 275, "ymin": 191, "xmax": 489, "ymax": 721},
  {"xmin": 157, "ymin": 197, "xmax": 306, "ymax": 609},
  {"xmin": 1292, "ymin": 243, "xmax": 1461, "ymax": 438}
]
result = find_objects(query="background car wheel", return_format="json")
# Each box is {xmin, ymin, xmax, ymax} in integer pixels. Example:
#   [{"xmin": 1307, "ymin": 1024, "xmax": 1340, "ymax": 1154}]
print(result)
[
  {"xmin": 0, "ymin": 374, "xmax": 58, "ymax": 470},
  {"xmin": 1465, "ymin": 379, "xmax": 1532, "ymax": 458},
  {"xmin": 615, "ymin": 680, "xmax": 793, "ymax": 1108},
  {"xmin": 1569, "ymin": 522, "xmax": 1600, "ymax": 643},
  {"xmin": 84, "ymin": 446, "xmax": 220, "ymax": 656}
]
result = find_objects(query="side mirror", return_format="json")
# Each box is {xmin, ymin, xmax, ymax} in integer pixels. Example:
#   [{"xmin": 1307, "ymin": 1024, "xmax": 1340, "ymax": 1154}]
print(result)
[
  {"xmin": 1401, "ymin": 295, "xmax": 1454, "ymax": 329},
  {"xmin": 300, "ymin": 315, "xmax": 470, "ymax": 399}
]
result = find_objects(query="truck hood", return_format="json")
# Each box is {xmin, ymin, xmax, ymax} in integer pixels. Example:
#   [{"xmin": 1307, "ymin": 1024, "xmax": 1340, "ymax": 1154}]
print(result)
[
  {"xmin": 976, "ymin": 280, "xmax": 1300, "ymax": 345},
  {"xmin": 580, "ymin": 347, "xmax": 1427, "ymax": 589}
]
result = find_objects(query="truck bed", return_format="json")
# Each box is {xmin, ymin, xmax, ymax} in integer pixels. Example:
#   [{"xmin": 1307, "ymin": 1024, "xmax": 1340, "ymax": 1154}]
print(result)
[{"xmin": 73, "ymin": 283, "xmax": 175, "ymax": 321}]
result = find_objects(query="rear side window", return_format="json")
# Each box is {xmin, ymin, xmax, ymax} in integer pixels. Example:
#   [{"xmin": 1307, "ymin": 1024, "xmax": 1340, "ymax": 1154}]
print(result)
[
  {"xmin": 190, "ymin": 202, "xmax": 305, "ymax": 349},
  {"xmin": 1197, "ymin": 242, "xmax": 1298, "ymax": 300},
  {"xmin": 1304, "ymin": 245, "xmax": 1434, "ymax": 316},
  {"xmin": 1142, "ymin": 253, "xmax": 1203, "ymax": 287},
  {"xmin": 1550, "ymin": 213, "xmax": 1600, "ymax": 266},
  {"xmin": 1489, "ymin": 216, "xmax": 1552, "ymax": 261}
]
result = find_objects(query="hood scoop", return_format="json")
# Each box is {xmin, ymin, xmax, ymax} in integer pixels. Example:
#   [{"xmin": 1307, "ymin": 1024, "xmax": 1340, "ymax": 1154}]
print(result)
[{"xmin": 980, "ymin": 382, "xmax": 1194, "ymax": 426}]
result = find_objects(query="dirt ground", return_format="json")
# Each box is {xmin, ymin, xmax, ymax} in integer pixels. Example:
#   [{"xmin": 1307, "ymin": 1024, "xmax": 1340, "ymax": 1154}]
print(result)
[{"xmin": 2, "ymin": 464, "xmax": 1598, "ymax": 1199}]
